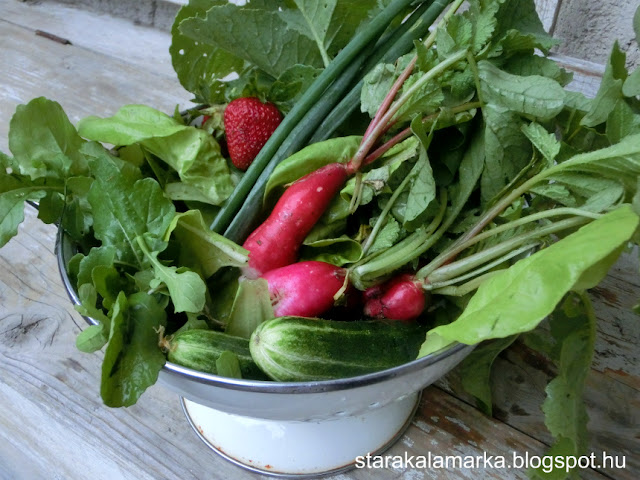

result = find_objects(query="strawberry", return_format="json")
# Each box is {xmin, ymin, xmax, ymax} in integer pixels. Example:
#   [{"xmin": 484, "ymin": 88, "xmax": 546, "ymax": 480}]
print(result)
[{"xmin": 223, "ymin": 97, "xmax": 282, "ymax": 171}]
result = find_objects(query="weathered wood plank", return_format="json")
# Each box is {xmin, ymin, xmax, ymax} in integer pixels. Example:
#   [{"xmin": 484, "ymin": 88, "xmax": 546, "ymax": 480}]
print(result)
[
  {"xmin": 0, "ymin": 16, "xmax": 190, "ymax": 153},
  {"xmin": 2, "ymin": 0, "xmax": 178, "ymax": 79},
  {"xmin": 438, "ymin": 336, "xmax": 640, "ymax": 480},
  {"xmin": 1, "ymin": 1, "xmax": 637, "ymax": 479}
]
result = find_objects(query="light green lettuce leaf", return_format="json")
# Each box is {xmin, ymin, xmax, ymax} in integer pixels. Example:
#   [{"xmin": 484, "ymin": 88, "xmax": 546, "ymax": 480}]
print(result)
[
  {"xmin": 421, "ymin": 205, "xmax": 638, "ymax": 349},
  {"xmin": 163, "ymin": 209, "xmax": 248, "ymax": 279},
  {"xmin": 226, "ymin": 278, "xmax": 274, "ymax": 339},
  {"xmin": 78, "ymin": 105, "xmax": 233, "ymax": 205}
]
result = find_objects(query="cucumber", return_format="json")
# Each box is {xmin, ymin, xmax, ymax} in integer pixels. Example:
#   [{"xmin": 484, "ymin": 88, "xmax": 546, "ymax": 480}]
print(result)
[
  {"xmin": 249, "ymin": 317, "xmax": 427, "ymax": 382},
  {"xmin": 164, "ymin": 329, "xmax": 268, "ymax": 380}
]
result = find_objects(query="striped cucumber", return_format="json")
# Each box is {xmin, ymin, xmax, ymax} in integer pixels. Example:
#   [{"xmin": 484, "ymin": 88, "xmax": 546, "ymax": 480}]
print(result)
[
  {"xmin": 162, "ymin": 329, "xmax": 268, "ymax": 380},
  {"xmin": 249, "ymin": 317, "xmax": 427, "ymax": 382}
]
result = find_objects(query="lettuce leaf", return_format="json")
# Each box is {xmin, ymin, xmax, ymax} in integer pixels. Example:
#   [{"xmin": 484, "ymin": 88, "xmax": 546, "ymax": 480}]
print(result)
[{"xmin": 420, "ymin": 205, "xmax": 638, "ymax": 352}]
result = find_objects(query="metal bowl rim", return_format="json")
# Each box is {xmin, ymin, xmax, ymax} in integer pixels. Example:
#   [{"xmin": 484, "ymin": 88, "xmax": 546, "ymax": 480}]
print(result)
[{"xmin": 55, "ymin": 227, "xmax": 470, "ymax": 396}]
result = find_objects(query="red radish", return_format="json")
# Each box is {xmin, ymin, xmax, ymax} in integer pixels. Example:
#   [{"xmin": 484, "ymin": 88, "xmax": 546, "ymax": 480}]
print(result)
[
  {"xmin": 243, "ymin": 163, "xmax": 349, "ymax": 276},
  {"xmin": 363, "ymin": 274, "xmax": 425, "ymax": 322},
  {"xmin": 262, "ymin": 261, "xmax": 347, "ymax": 317}
]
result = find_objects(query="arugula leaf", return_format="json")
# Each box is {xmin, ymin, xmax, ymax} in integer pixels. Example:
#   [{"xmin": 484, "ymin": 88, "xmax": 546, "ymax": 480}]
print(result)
[
  {"xmin": 226, "ymin": 278, "xmax": 274, "ymax": 339},
  {"xmin": 465, "ymin": 0, "xmax": 501, "ymax": 54},
  {"xmin": 0, "ymin": 174, "xmax": 49, "ymax": 247},
  {"xmin": 422, "ymin": 206, "xmax": 638, "ymax": 348},
  {"xmin": 75, "ymin": 284, "xmax": 112, "ymax": 353},
  {"xmin": 75, "ymin": 245, "xmax": 117, "ymax": 289},
  {"xmin": 87, "ymin": 148, "xmax": 175, "ymax": 268},
  {"xmin": 580, "ymin": 41, "xmax": 628, "ymax": 128},
  {"xmin": 101, "ymin": 292, "xmax": 167, "ymax": 407},
  {"xmin": 137, "ymin": 236, "xmax": 207, "ymax": 314},
  {"xmin": 163, "ymin": 209, "xmax": 248, "ymax": 279},
  {"xmin": 531, "ymin": 293, "xmax": 596, "ymax": 479}
]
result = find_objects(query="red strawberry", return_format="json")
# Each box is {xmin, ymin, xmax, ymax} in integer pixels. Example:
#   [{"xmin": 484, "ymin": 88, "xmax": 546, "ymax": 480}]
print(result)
[{"xmin": 223, "ymin": 97, "xmax": 282, "ymax": 171}]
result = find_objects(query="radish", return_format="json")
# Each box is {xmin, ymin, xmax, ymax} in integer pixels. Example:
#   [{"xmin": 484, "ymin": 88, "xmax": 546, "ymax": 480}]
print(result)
[
  {"xmin": 243, "ymin": 163, "xmax": 349, "ymax": 275},
  {"xmin": 262, "ymin": 261, "xmax": 347, "ymax": 317},
  {"xmin": 363, "ymin": 274, "xmax": 426, "ymax": 322}
]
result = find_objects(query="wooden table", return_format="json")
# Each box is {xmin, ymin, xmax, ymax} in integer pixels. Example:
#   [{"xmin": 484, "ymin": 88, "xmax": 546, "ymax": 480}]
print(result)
[{"xmin": 0, "ymin": 1, "xmax": 638, "ymax": 479}]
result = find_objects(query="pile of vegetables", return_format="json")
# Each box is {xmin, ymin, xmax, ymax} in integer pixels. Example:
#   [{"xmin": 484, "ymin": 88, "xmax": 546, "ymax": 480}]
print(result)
[{"xmin": 2, "ymin": 0, "xmax": 640, "ymax": 477}]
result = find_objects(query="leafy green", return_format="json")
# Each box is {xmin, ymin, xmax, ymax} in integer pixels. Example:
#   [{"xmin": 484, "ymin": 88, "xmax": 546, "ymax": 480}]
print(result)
[
  {"xmin": 422, "ymin": 206, "xmax": 638, "ymax": 348},
  {"xmin": 521, "ymin": 122, "xmax": 560, "ymax": 166},
  {"xmin": 101, "ymin": 292, "xmax": 167, "ymax": 407},
  {"xmin": 581, "ymin": 42, "xmax": 627, "ymax": 128},
  {"xmin": 530, "ymin": 293, "xmax": 595, "ymax": 480},
  {"xmin": 0, "ymin": 175, "xmax": 48, "ymax": 247},
  {"xmin": 170, "ymin": 0, "xmax": 245, "ymax": 105},
  {"xmin": 263, "ymin": 135, "xmax": 361, "ymax": 204},
  {"xmin": 226, "ymin": 278, "xmax": 274, "ymax": 339},
  {"xmin": 8, "ymin": 97, "xmax": 88, "ymax": 179},
  {"xmin": 75, "ymin": 284, "xmax": 112, "ymax": 353},
  {"xmin": 87, "ymin": 148, "xmax": 175, "ymax": 268},
  {"xmin": 477, "ymin": 61, "xmax": 566, "ymax": 120},
  {"xmin": 179, "ymin": 4, "xmax": 324, "ymax": 80},
  {"xmin": 164, "ymin": 209, "xmax": 248, "ymax": 279},
  {"xmin": 300, "ymin": 235, "xmax": 363, "ymax": 266},
  {"xmin": 171, "ymin": 0, "xmax": 386, "ymax": 106},
  {"xmin": 78, "ymin": 105, "xmax": 233, "ymax": 206},
  {"xmin": 480, "ymin": 105, "xmax": 531, "ymax": 204},
  {"xmin": 137, "ymin": 236, "xmax": 207, "ymax": 314},
  {"xmin": 457, "ymin": 336, "xmax": 518, "ymax": 415},
  {"xmin": 404, "ymin": 117, "xmax": 437, "ymax": 229},
  {"xmin": 215, "ymin": 351, "xmax": 243, "ymax": 379}
]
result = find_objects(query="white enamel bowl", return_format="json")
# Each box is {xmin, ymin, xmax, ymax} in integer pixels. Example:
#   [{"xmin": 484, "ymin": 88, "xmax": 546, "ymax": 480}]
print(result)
[{"xmin": 56, "ymin": 229, "xmax": 474, "ymax": 477}]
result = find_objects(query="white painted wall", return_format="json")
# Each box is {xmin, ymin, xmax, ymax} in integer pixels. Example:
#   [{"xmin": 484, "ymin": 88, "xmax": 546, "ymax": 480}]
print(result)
[
  {"xmin": 28, "ymin": 0, "xmax": 640, "ymax": 68},
  {"xmin": 550, "ymin": 0, "xmax": 639, "ymax": 67}
]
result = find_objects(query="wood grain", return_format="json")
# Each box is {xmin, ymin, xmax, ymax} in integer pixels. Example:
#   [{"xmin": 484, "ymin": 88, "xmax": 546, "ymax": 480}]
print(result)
[{"xmin": 1, "ymin": 1, "xmax": 638, "ymax": 479}]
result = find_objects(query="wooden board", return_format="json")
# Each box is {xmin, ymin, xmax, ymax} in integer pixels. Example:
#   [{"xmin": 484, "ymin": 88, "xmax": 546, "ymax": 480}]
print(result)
[
  {"xmin": 1, "ymin": 1, "xmax": 638, "ymax": 479},
  {"xmin": 0, "ymin": 1, "xmax": 192, "ymax": 153}
]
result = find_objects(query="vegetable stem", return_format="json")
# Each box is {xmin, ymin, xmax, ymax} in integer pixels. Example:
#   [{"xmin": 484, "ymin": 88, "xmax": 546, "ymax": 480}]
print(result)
[
  {"xmin": 349, "ymin": 49, "xmax": 468, "ymax": 171},
  {"xmin": 362, "ymin": 169, "xmax": 415, "ymax": 255},
  {"xmin": 418, "ymin": 207, "xmax": 603, "ymax": 280},
  {"xmin": 362, "ymin": 101, "xmax": 481, "ymax": 167},
  {"xmin": 425, "ymin": 242, "xmax": 540, "ymax": 291},
  {"xmin": 423, "ymin": 216, "xmax": 590, "ymax": 283},
  {"xmin": 210, "ymin": 0, "xmax": 422, "ymax": 236},
  {"xmin": 309, "ymin": 0, "xmax": 454, "ymax": 144}
]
